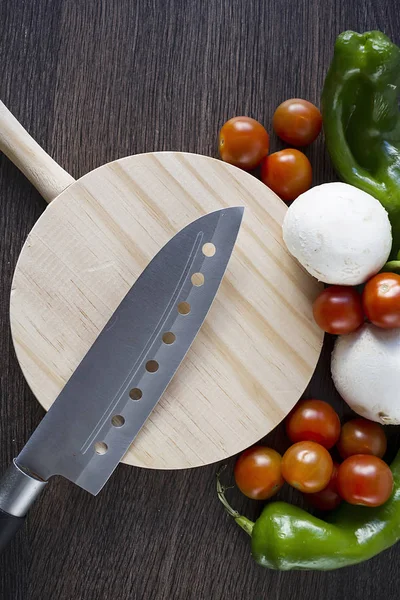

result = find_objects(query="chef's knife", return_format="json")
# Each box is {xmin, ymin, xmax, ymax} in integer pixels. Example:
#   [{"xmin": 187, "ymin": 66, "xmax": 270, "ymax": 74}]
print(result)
[{"xmin": 0, "ymin": 206, "xmax": 243, "ymax": 551}]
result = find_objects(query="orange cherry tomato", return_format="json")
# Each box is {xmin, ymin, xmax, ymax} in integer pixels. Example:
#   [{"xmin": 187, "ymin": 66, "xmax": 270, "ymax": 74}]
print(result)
[
  {"xmin": 285, "ymin": 399, "xmax": 341, "ymax": 449},
  {"xmin": 362, "ymin": 272, "xmax": 400, "ymax": 329},
  {"xmin": 313, "ymin": 286, "xmax": 364, "ymax": 335},
  {"xmin": 234, "ymin": 446, "xmax": 284, "ymax": 500},
  {"xmin": 273, "ymin": 99, "xmax": 322, "ymax": 146},
  {"xmin": 261, "ymin": 149, "xmax": 312, "ymax": 202},
  {"xmin": 219, "ymin": 116, "xmax": 269, "ymax": 170},
  {"xmin": 337, "ymin": 455, "xmax": 393, "ymax": 507},
  {"xmin": 281, "ymin": 441, "xmax": 333, "ymax": 493},
  {"xmin": 337, "ymin": 418, "xmax": 387, "ymax": 459}
]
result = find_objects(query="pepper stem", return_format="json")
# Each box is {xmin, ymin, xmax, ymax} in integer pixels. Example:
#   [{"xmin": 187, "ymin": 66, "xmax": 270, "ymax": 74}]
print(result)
[
  {"xmin": 216, "ymin": 468, "xmax": 254, "ymax": 537},
  {"xmin": 383, "ymin": 259, "xmax": 400, "ymax": 274}
]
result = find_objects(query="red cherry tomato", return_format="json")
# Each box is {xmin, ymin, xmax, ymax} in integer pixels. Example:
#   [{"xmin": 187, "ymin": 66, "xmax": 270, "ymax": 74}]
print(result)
[
  {"xmin": 337, "ymin": 418, "xmax": 387, "ymax": 459},
  {"xmin": 281, "ymin": 441, "xmax": 333, "ymax": 493},
  {"xmin": 362, "ymin": 272, "xmax": 400, "ymax": 329},
  {"xmin": 313, "ymin": 286, "xmax": 364, "ymax": 335},
  {"xmin": 285, "ymin": 399, "xmax": 341, "ymax": 449},
  {"xmin": 337, "ymin": 455, "xmax": 393, "ymax": 507},
  {"xmin": 219, "ymin": 116, "xmax": 269, "ymax": 170},
  {"xmin": 307, "ymin": 463, "xmax": 342, "ymax": 511},
  {"xmin": 273, "ymin": 99, "xmax": 322, "ymax": 146},
  {"xmin": 234, "ymin": 446, "xmax": 284, "ymax": 500},
  {"xmin": 261, "ymin": 149, "xmax": 312, "ymax": 203}
]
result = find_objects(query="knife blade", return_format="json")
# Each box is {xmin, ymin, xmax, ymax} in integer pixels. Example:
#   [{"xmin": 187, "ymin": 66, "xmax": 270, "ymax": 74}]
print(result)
[{"xmin": 0, "ymin": 206, "xmax": 243, "ymax": 551}]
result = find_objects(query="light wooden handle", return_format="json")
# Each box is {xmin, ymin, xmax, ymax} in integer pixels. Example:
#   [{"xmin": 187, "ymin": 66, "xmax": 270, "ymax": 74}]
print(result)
[{"xmin": 0, "ymin": 101, "xmax": 75, "ymax": 203}]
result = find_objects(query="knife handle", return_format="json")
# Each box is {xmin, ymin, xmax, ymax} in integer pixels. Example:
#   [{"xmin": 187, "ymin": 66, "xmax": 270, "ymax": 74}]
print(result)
[
  {"xmin": 0, "ymin": 460, "xmax": 47, "ymax": 552},
  {"xmin": 0, "ymin": 508, "xmax": 25, "ymax": 552}
]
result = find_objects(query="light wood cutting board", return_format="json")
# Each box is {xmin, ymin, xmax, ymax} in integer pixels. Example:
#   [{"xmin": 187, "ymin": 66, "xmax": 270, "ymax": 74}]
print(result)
[{"xmin": 0, "ymin": 101, "xmax": 323, "ymax": 469}]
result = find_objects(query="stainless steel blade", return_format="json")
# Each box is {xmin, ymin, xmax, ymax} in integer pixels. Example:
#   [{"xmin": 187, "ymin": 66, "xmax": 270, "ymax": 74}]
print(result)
[{"xmin": 17, "ymin": 207, "xmax": 243, "ymax": 495}]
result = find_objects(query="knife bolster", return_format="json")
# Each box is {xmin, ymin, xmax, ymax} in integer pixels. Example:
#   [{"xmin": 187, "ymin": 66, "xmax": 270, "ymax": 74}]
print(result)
[{"xmin": 0, "ymin": 460, "xmax": 47, "ymax": 517}]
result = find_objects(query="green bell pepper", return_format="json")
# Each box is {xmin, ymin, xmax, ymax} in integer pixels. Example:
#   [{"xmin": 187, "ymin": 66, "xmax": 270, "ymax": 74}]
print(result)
[
  {"xmin": 217, "ymin": 449, "xmax": 400, "ymax": 570},
  {"xmin": 321, "ymin": 30, "xmax": 400, "ymax": 265}
]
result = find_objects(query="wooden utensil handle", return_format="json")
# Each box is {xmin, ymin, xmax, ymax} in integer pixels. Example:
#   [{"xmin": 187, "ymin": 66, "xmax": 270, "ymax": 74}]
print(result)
[{"xmin": 0, "ymin": 101, "xmax": 75, "ymax": 203}]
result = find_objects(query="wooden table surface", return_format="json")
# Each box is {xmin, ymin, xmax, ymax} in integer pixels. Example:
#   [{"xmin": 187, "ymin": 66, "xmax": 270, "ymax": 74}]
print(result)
[{"xmin": 1, "ymin": 1, "xmax": 399, "ymax": 598}]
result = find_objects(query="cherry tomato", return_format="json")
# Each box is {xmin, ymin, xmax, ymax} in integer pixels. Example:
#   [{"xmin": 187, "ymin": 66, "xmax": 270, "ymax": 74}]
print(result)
[
  {"xmin": 273, "ymin": 99, "xmax": 322, "ymax": 146},
  {"xmin": 313, "ymin": 286, "xmax": 364, "ymax": 335},
  {"xmin": 219, "ymin": 117, "xmax": 269, "ymax": 170},
  {"xmin": 362, "ymin": 272, "xmax": 400, "ymax": 329},
  {"xmin": 285, "ymin": 399, "xmax": 340, "ymax": 449},
  {"xmin": 337, "ymin": 418, "xmax": 387, "ymax": 459},
  {"xmin": 234, "ymin": 446, "xmax": 284, "ymax": 500},
  {"xmin": 337, "ymin": 455, "xmax": 393, "ymax": 507},
  {"xmin": 307, "ymin": 462, "xmax": 342, "ymax": 511},
  {"xmin": 281, "ymin": 441, "xmax": 333, "ymax": 493},
  {"xmin": 261, "ymin": 149, "xmax": 312, "ymax": 203}
]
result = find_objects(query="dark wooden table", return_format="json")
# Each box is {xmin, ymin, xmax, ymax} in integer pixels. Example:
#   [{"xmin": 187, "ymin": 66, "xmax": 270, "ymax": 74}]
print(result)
[{"xmin": 1, "ymin": 1, "xmax": 399, "ymax": 598}]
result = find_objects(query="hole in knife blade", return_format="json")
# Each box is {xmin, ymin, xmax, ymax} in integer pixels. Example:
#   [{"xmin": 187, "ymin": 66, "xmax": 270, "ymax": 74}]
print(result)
[
  {"xmin": 130, "ymin": 388, "xmax": 143, "ymax": 401},
  {"xmin": 111, "ymin": 415, "xmax": 125, "ymax": 428},
  {"xmin": 191, "ymin": 272, "xmax": 205, "ymax": 287},
  {"xmin": 178, "ymin": 302, "xmax": 191, "ymax": 315},
  {"xmin": 162, "ymin": 332, "xmax": 176, "ymax": 345},
  {"xmin": 202, "ymin": 243, "xmax": 216, "ymax": 257},
  {"xmin": 146, "ymin": 360, "xmax": 159, "ymax": 373},
  {"xmin": 94, "ymin": 442, "xmax": 108, "ymax": 455}
]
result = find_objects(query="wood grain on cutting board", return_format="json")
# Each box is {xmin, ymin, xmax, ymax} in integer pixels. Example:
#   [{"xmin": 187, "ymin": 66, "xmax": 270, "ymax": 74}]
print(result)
[{"xmin": 10, "ymin": 152, "xmax": 323, "ymax": 469}]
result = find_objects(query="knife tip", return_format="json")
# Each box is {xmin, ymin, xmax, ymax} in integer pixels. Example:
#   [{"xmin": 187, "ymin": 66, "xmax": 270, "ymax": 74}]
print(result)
[{"xmin": 227, "ymin": 205, "xmax": 245, "ymax": 223}]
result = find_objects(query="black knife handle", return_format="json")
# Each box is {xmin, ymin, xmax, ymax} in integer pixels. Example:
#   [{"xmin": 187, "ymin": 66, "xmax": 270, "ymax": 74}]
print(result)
[
  {"xmin": 0, "ymin": 460, "xmax": 47, "ymax": 552},
  {"xmin": 0, "ymin": 508, "xmax": 25, "ymax": 552}
]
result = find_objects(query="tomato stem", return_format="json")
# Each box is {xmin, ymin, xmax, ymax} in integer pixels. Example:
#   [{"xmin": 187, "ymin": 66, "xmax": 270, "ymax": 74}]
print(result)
[{"xmin": 217, "ymin": 468, "xmax": 254, "ymax": 537}]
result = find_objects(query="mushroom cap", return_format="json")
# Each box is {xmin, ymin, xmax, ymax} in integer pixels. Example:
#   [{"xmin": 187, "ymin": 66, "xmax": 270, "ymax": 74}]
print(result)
[
  {"xmin": 331, "ymin": 323, "xmax": 400, "ymax": 425},
  {"xmin": 283, "ymin": 182, "xmax": 392, "ymax": 285}
]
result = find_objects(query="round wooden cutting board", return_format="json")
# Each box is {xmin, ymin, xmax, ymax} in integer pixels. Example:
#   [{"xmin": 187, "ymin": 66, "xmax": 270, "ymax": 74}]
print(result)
[
  {"xmin": 9, "ymin": 152, "xmax": 323, "ymax": 469},
  {"xmin": 1, "ymin": 103, "xmax": 323, "ymax": 470}
]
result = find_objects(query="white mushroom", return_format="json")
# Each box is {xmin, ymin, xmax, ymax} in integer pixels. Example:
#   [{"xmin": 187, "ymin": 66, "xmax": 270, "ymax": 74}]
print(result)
[
  {"xmin": 282, "ymin": 182, "xmax": 392, "ymax": 285},
  {"xmin": 331, "ymin": 323, "xmax": 400, "ymax": 425}
]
